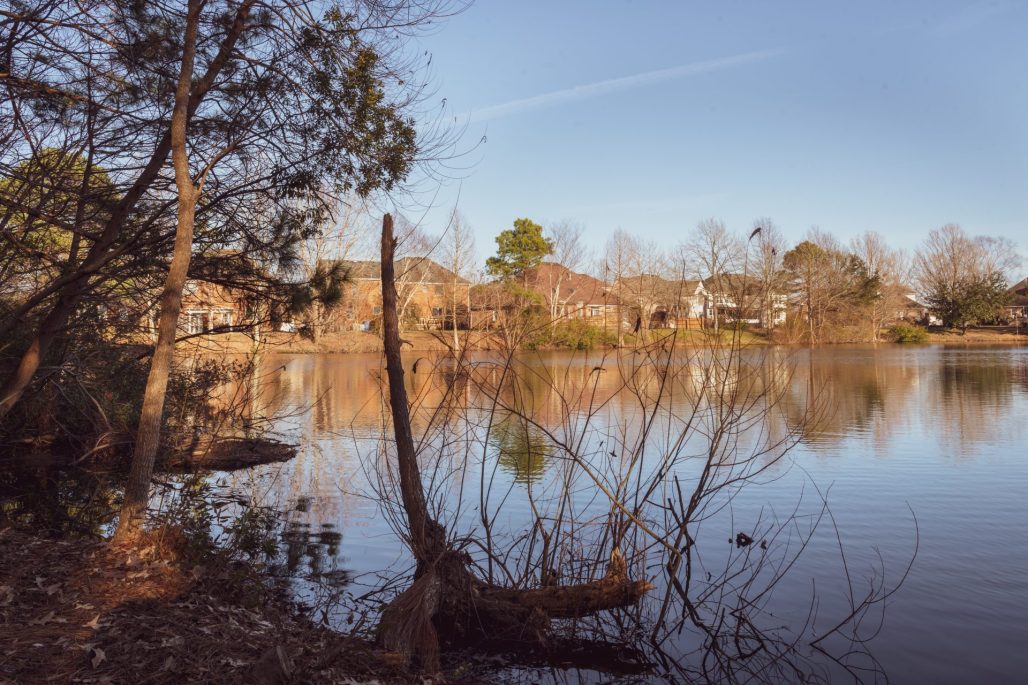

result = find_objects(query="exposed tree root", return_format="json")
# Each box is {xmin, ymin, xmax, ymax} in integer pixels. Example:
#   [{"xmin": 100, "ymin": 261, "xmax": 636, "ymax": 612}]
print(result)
[{"xmin": 376, "ymin": 546, "xmax": 653, "ymax": 672}]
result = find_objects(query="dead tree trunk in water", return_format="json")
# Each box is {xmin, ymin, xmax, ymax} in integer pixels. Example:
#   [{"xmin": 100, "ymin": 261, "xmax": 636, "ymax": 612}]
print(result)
[
  {"xmin": 379, "ymin": 213, "xmax": 445, "ymax": 563},
  {"xmin": 376, "ymin": 214, "xmax": 654, "ymax": 672}
]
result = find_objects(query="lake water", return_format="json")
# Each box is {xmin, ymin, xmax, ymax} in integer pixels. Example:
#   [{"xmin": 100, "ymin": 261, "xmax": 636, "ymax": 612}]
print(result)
[{"xmin": 208, "ymin": 344, "xmax": 1028, "ymax": 683}]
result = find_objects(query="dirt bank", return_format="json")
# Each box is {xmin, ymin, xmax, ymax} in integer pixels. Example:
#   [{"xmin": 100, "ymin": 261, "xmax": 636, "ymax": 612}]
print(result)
[
  {"xmin": 175, "ymin": 328, "xmax": 775, "ymax": 356},
  {"xmin": 0, "ymin": 526, "xmax": 414, "ymax": 684},
  {"xmin": 174, "ymin": 325, "xmax": 1028, "ymax": 359},
  {"xmin": 925, "ymin": 326, "xmax": 1028, "ymax": 343},
  {"xmin": 176, "ymin": 330, "xmax": 487, "ymax": 355}
]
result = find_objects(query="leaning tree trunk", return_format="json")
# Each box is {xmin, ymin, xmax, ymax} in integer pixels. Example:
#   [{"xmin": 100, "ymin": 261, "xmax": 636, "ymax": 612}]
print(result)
[
  {"xmin": 115, "ymin": 0, "xmax": 202, "ymax": 542},
  {"xmin": 375, "ymin": 214, "xmax": 653, "ymax": 672},
  {"xmin": 0, "ymin": 2, "xmax": 254, "ymax": 422}
]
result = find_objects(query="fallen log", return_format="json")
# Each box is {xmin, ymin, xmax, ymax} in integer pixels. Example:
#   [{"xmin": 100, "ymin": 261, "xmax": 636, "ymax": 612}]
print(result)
[
  {"xmin": 480, "ymin": 549, "xmax": 654, "ymax": 619},
  {"xmin": 163, "ymin": 435, "xmax": 296, "ymax": 471}
]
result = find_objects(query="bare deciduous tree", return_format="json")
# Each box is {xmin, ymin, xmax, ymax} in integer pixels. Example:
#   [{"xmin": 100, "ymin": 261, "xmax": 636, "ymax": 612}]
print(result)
[
  {"xmin": 913, "ymin": 224, "xmax": 1020, "ymax": 329},
  {"xmin": 748, "ymin": 217, "xmax": 787, "ymax": 333},
  {"xmin": 850, "ymin": 230, "xmax": 906, "ymax": 340},
  {"xmin": 441, "ymin": 207, "xmax": 475, "ymax": 350},
  {"xmin": 375, "ymin": 214, "xmax": 653, "ymax": 670},
  {"xmin": 680, "ymin": 218, "xmax": 743, "ymax": 333},
  {"xmin": 541, "ymin": 219, "xmax": 587, "ymax": 326},
  {"xmin": 606, "ymin": 229, "xmax": 667, "ymax": 343}
]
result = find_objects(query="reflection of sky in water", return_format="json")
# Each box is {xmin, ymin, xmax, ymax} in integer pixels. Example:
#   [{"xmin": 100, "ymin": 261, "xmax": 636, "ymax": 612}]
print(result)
[{"xmin": 211, "ymin": 345, "xmax": 1028, "ymax": 683}]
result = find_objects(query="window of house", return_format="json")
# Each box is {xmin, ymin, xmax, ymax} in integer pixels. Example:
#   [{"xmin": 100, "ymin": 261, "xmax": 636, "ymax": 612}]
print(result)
[
  {"xmin": 186, "ymin": 311, "xmax": 204, "ymax": 335},
  {"xmin": 589, "ymin": 306, "xmax": 601, "ymax": 317},
  {"xmin": 431, "ymin": 307, "xmax": 443, "ymax": 317}
]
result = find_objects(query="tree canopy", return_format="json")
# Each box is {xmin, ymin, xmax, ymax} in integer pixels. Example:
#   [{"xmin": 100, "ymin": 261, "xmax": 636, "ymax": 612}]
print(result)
[
  {"xmin": 782, "ymin": 234, "xmax": 883, "ymax": 342},
  {"xmin": 925, "ymin": 272, "xmax": 1009, "ymax": 330},
  {"xmin": 913, "ymin": 224, "xmax": 1015, "ymax": 329},
  {"xmin": 485, "ymin": 218, "xmax": 553, "ymax": 281}
]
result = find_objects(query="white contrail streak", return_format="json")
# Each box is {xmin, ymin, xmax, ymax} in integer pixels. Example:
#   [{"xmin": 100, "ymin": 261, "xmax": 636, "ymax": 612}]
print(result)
[{"xmin": 468, "ymin": 48, "xmax": 786, "ymax": 123}]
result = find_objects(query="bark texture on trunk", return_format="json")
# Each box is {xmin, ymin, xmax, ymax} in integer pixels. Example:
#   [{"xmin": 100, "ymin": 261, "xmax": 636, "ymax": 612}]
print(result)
[
  {"xmin": 375, "ymin": 214, "xmax": 653, "ymax": 672},
  {"xmin": 115, "ymin": 0, "xmax": 202, "ymax": 541},
  {"xmin": 379, "ymin": 213, "xmax": 444, "ymax": 562}
]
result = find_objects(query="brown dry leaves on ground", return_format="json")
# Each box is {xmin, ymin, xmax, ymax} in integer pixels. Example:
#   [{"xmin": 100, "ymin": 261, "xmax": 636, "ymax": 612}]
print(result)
[{"xmin": 0, "ymin": 526, "xmax": 413, "ymax": 684}]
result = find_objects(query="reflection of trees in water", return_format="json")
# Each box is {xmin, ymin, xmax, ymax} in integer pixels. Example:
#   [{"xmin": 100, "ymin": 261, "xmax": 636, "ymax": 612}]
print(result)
[
  {"xmin": 490, "ymin": 417, "xmax": 554, "ymax": 484},
  {"xmin": 279, "ymin": 519, "xmax": 347, "ymax": 583},
  {"xmin": 176, "ymin": 345, "xmax": 947, "ymax": 679},
  {"xmin": 140, "ymin": 345, "xmax": 1023, "ymax": 680},
  {"xmin": 939, "ymin": 356, "xmax": 1011, "ymax": 403},
  {"xmin": 1016, "ymin": 355, "xmax": 1028, "ymax": 394},
  {"xmin": 783, "ymin": 348, "xmax": 920, "ymax": 450},
  {"xmin": 0, "ymin": 462, "xmax": 118, "ymax": 536},
  {"xmin": 780, "ymin": 347, "xmax": 1026, "ymax": 455},
  {"xmin": 930, "ymin": 352, "xmax": 1017, "ymax": 451}
]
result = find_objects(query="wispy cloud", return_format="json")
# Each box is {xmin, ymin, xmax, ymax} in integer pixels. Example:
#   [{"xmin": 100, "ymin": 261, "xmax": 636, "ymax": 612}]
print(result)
[{"xmin": 468, "ymin": 48, "xmax": 786, "ymax": 124}]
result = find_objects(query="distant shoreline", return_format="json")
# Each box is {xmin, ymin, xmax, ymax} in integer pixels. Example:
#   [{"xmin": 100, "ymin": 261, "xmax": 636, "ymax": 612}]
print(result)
[{"xmin": 174, "ymin": 326, "xmax": 1028, "ymax": 356}]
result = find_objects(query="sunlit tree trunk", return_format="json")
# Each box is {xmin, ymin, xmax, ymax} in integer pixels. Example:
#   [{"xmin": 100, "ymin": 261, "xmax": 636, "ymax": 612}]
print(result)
[
  {"xmin": 0, "ymin": 1, "xmax": 253, "ymax": 421},
  {"xmin": 115, "ymin": 0, "xmax": 201, "ymax": 541}
]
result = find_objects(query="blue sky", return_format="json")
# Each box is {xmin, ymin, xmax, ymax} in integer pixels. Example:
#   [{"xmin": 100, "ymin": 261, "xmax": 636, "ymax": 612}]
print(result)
[{"xmin": 403, "ymin": 0, "xmax": 1028, "ymax": 266}]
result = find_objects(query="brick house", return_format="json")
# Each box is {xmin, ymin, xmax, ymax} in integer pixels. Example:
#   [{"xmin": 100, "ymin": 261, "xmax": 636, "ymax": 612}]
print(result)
[
  {"xmin": 1005, "ymin": 278, "xmax": 1028, "ymax": 320},
  {"xmin": 179, "ymin": 279, "xmax": 251, "ymax": 335},
  {"xmin": 329, "ymin": 257, "xmax": 471, "ymax": 331},
  {"xmin": 526, "ymin": 263, "xmax": 619, "ymax": 326}
]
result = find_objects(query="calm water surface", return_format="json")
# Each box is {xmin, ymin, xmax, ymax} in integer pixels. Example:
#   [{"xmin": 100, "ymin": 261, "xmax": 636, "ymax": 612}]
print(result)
[{"xmin": 215, "ymin": 344, "xmax": 1028, "ymax": 683}]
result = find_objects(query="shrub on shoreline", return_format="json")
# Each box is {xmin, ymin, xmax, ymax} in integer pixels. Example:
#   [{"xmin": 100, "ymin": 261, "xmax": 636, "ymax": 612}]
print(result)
[
  {"xmin": 888, "ymin": 323, "xmax": 929, "ymax": 343},
  {"xmin": 525, "ymin": 320, "xmax": 617, "ymax": 350}
]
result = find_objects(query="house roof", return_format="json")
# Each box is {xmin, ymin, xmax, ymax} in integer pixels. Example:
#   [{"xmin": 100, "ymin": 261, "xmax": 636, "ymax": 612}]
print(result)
[
  {"xmin": 526, "ymin": 263, "xmax": 612, "ymax": 306},
  {"xmin": 702, "ymin": 274, "xmax": 766, "ymax": 295},
  {"xmin": 1008, "ymin": 278, "xmax": 1028, "ymax": 306},
  {"xmin": 615, "ymin": 275, "xmax": 705, "ymax": 298},
  {"xmin": 326, "ymin": 257, "xmax": 469, "ymax": 285}
]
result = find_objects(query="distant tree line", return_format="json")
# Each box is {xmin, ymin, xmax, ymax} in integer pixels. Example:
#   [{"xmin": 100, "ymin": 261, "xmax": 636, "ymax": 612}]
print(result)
[{"xmin": 472, "ymin": 214, "xmax": 1021, "ymax": 344}]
